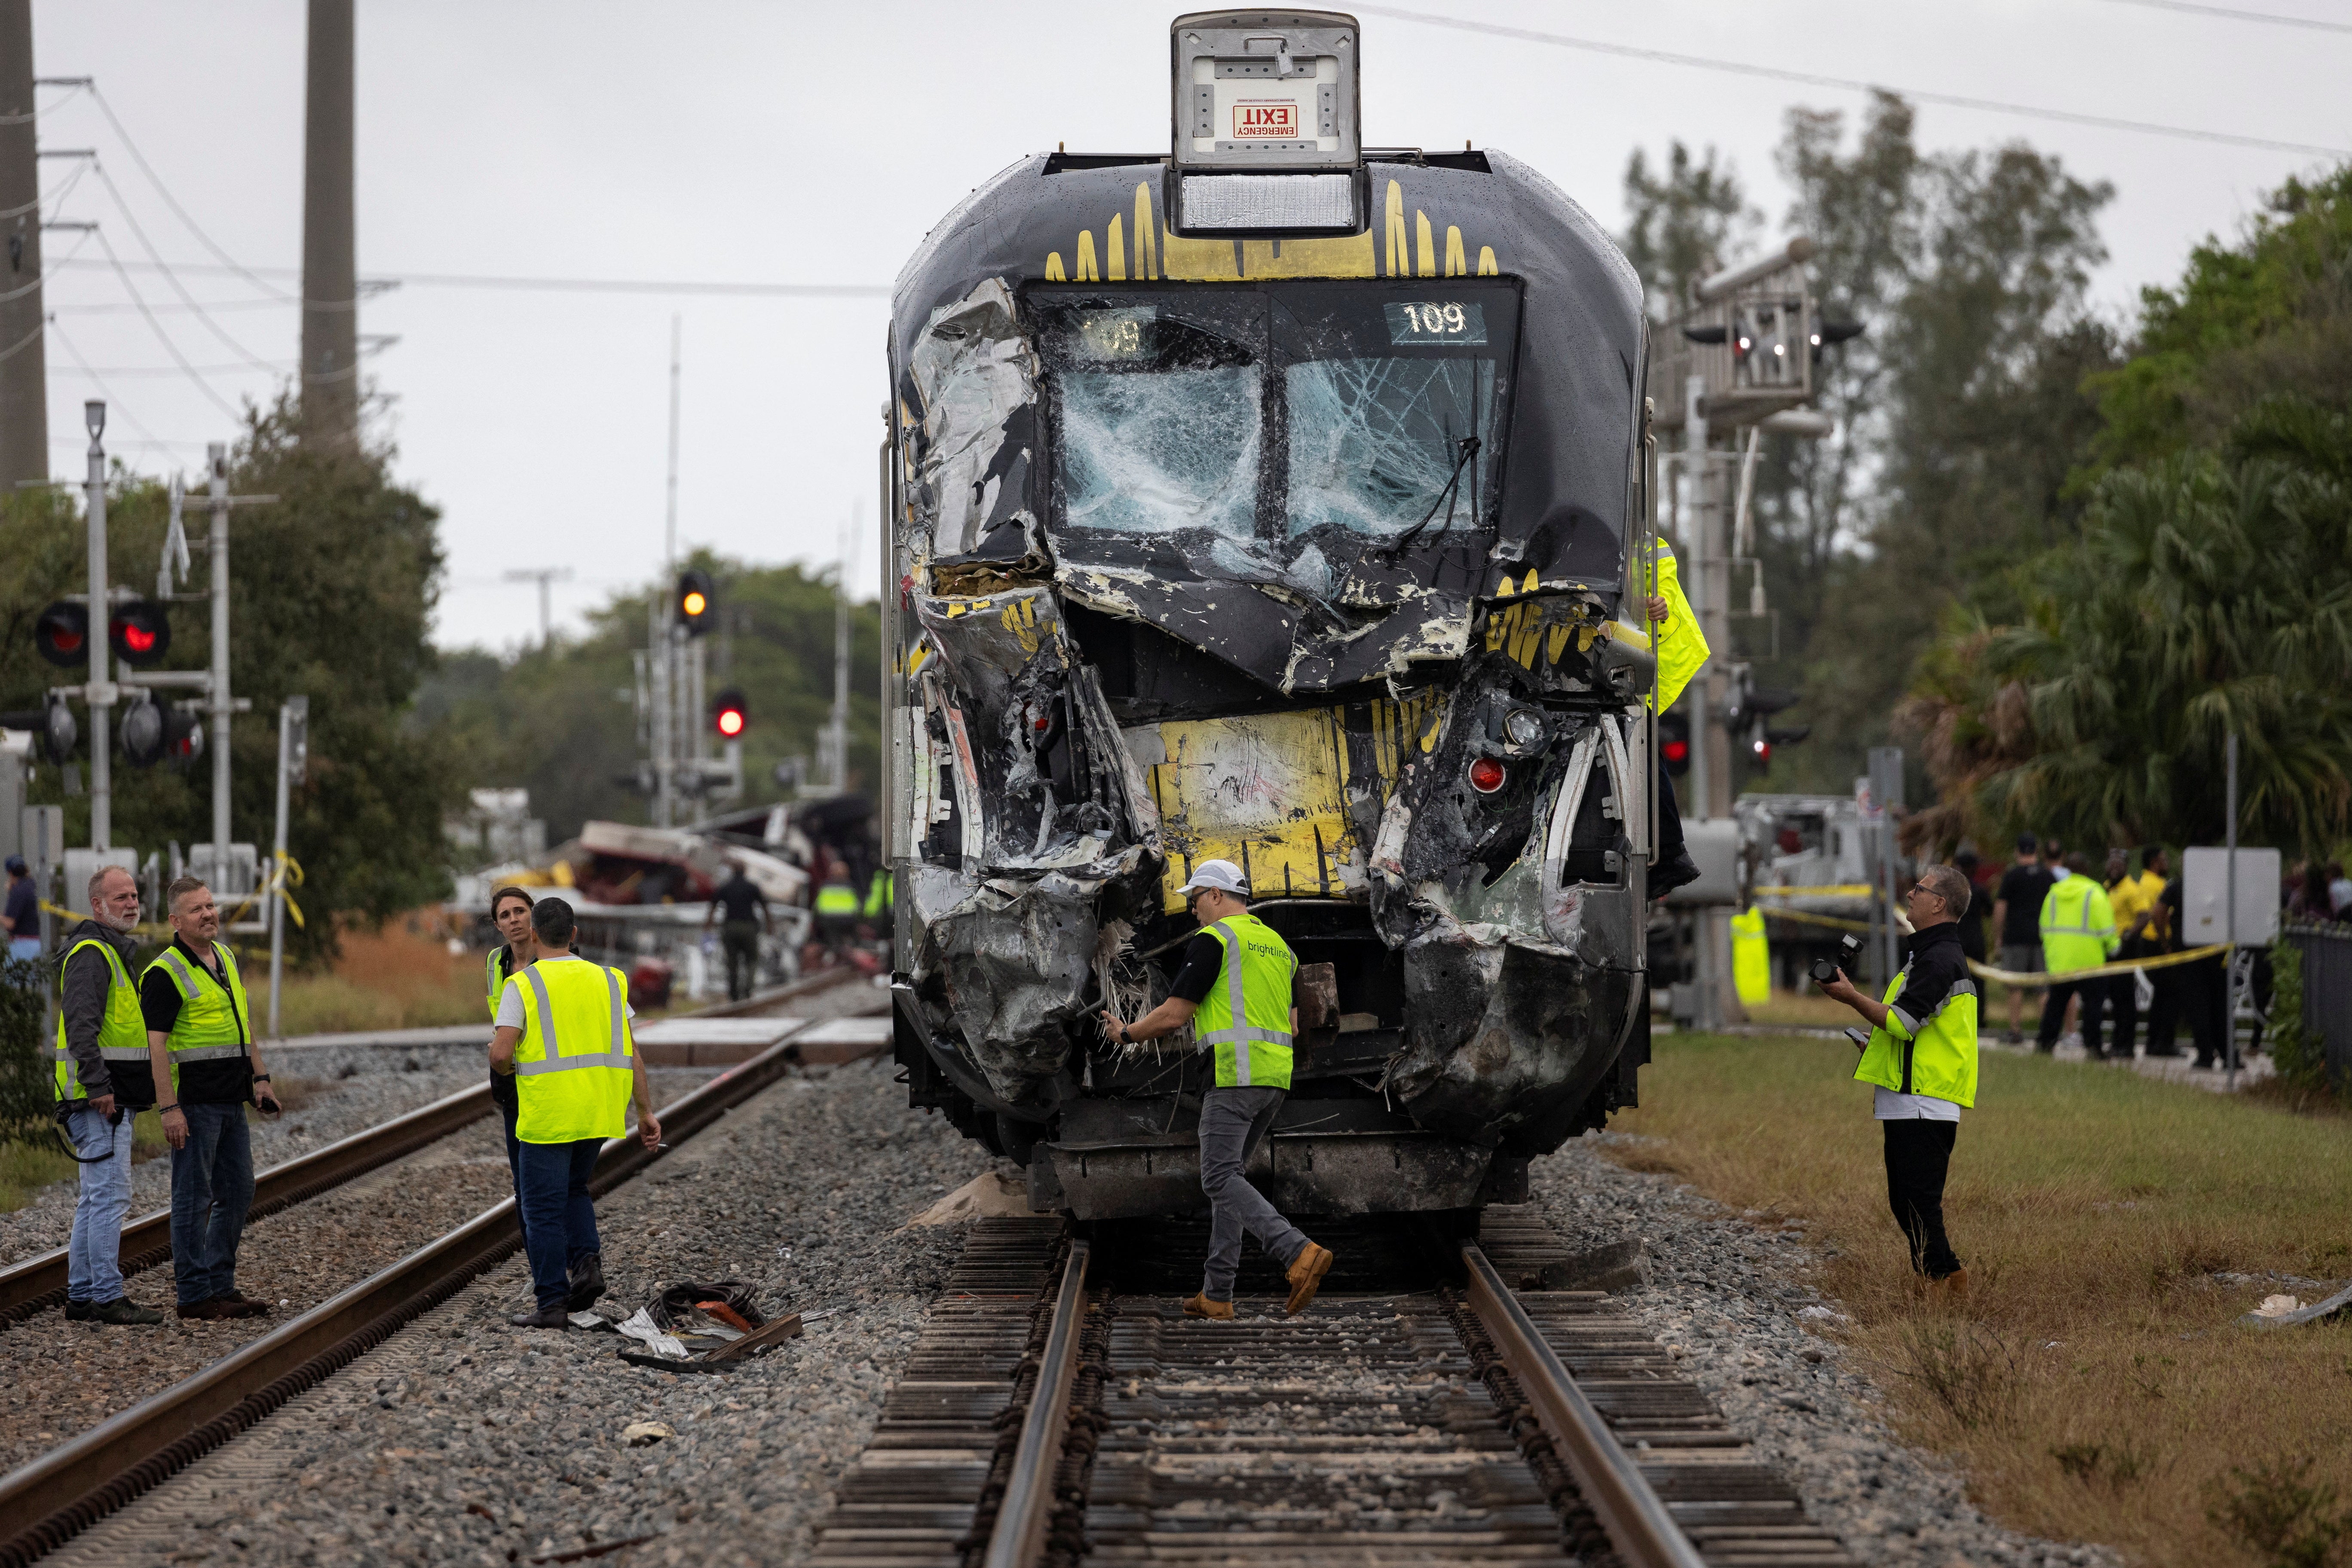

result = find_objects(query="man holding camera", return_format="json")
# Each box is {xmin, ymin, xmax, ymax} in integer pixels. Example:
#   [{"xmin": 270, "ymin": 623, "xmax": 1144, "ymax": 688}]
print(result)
[{"xmin": 1816, "ymin": 863, "xmax": 1978, "ymax": 1296}]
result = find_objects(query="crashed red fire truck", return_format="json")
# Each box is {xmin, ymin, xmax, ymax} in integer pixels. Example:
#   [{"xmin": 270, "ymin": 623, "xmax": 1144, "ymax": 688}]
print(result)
[{"xmin": 883, "ymin": 11, "xmax": 1662, "ymax": 1221}]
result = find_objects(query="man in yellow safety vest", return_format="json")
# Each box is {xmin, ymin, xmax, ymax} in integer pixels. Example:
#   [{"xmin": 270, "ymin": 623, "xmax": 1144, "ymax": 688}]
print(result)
[
  {"xmin": 54, "ymin": 865, "xmax": 165, "ymax": 1324},
  {"xmin": 1096, "ymin": 859, "xmax": 1335, "ymax": 1320},
  {"xmin": 144, "ymin": 878, "xmax": 283, "ymax": 1320},
  {"xmin": 489, "ymin": 897, "xmax": 662, "ymax": 1329},
  {"xmin": 2038, "ymin": 851, "xmax": 2120, "ymax": 1058},
  {"xmin": 1642, "ymin": 536, "xmax": 1709, "ymax": 899}
]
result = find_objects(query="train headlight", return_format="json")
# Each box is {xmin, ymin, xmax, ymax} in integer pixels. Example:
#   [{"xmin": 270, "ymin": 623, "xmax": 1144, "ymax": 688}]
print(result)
[{"xmin": 1503, "ymin": 709, "xmax": 1544, "ymax": 750}]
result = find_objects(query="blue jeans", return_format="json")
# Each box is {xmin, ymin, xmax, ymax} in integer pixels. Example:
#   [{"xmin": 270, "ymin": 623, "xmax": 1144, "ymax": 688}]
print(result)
[
  {"xmin": 169, "ymin": 1102, "xmax": 255, "ymax": 1306},
  {"xmin": 65, "ymin": 1107, "xmax": 134, "ymax": 1303},
  {"xmin": 498, "ymin": 1094, "xmax": 527, "ymax": 1220},
  {"xmin": 516, "ymin": 1138, "xmax": 602, "ymax": 1310}
]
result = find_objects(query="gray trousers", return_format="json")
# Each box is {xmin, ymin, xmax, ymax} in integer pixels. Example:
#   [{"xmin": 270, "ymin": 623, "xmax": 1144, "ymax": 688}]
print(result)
[{"xmin": 1199, "ymin": 1085, "xmax": 1306, "ymax": 1302}]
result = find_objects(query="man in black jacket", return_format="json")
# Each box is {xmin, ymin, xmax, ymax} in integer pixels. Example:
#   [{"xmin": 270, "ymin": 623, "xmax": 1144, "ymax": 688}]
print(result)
[{"xmin": 55, "ymin": 867, "xmax": 165, "ymax": 1323}]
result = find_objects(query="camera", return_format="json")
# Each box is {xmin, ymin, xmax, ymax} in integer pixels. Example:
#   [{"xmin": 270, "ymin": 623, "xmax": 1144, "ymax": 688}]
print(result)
[{"xmin": 1810, "ymin": 934, "xmax": 1864, "ymax": 986}]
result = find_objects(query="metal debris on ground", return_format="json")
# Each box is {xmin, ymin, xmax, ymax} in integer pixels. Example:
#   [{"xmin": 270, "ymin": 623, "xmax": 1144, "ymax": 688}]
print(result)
[
  {"xmin": 2242, "ymin": 1280, "xmax": 2352, "ymax": 1328},
  {"xmin": 609, "ymin": 1281, "xmax": 807, "ymax": 1372}
]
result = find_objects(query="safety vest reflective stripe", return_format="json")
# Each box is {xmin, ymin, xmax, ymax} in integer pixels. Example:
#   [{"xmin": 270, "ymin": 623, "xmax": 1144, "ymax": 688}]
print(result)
[
  {"xmin": 1194, "ymin": 916, "xmax": 1297, "ymax": 1091},
  {"xmin": 516, "ymin": 962, "xmax": 632, "ymax": 1073},
  {"xmin": 815, "ymin": 882, "xmax": 860, "ymax": 915},
  {"xmin": 2041, "ymin": 885, "xmax": 2109, "ymax": 933}
]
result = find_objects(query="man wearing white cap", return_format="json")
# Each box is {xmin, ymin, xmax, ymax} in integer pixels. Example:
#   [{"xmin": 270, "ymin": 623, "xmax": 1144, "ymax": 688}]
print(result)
[{"xmin": 1099, "ymin": 858, "xmax": 1335, "ymax": 1319}]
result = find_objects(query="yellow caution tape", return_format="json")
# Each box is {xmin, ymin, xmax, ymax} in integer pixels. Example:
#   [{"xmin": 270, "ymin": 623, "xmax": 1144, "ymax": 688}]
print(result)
[
  {"xmin": 1761, "ymin": 906, "xmax": 1874, "ymax": 933},
  {"xmin": 1752, "ymin": 884, "xmax": 1879, "ymax": 900},
  {"xmin": 266, "ymin": 851, "xmax": 306, "ymax": 931},
  {"xmin": 1968, "ymin": 943, "xmax": 2232, "ymax": 986}
]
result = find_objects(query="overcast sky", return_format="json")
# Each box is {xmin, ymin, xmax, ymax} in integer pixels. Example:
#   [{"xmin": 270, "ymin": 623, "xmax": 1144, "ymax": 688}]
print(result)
[{"xmin": 27, "ymin": 0, "xmax": 2347, "ymax": 654}]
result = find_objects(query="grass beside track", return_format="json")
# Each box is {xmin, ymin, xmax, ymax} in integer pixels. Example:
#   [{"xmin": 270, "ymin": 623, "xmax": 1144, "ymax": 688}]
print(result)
[{"xmin": 1609, "ymin": 1029, "xmax": 2352, "ymax": 1568}]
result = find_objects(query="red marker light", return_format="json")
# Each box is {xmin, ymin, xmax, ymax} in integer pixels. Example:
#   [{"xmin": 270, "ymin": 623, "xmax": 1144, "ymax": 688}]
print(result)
[
  {"xmin": 1661, "ymin": 739, "xmax": 1690, "ymax": 765},
  {"xmin": 123, "ymin": 624, "xmax": 158, "ymax": 654},
  {"xmin": 717, "ymin": 708, "xmax": 744, "ymax": 738},
  {"xmin": 51, "ymin": 629, "xmax": 82, "ymax": 655},
  {"xmin": 1468, "ymin": 757, "xmax": 1506, "ymax": 793}
]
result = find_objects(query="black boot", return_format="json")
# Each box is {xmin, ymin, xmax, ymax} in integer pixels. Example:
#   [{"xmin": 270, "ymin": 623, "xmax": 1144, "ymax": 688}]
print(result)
[
  {"xmin": 566, "ymin": 1251, "xmax": 606, "ymax": 1312},
  {"xmin": 1650, "ymin": 847, "xmax": 1703, "ymax": 900}
]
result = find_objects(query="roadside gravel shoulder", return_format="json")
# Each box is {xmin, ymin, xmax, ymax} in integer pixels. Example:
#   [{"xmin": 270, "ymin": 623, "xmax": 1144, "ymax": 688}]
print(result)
[
  {"xmin": 48, "ymin": 1050, "xmax": 1002, "ymax": 1568},
  {"xmin": 1531, "ymin": 1130, "xmax": 2119, "ymax": 1568}
]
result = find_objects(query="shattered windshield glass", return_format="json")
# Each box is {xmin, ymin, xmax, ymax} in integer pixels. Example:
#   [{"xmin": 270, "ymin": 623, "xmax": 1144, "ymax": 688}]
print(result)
[
  {"xmin": 1058, "ymin": 367, "xmax": 1262, "ymax": 538},
  {"xmin": 1034, "ymin": 282, "xmax": 1517, "ymax": 552},
  {"xmin": 1286, "ymin": 358, "xmax": 1501, "ymax": 539}
]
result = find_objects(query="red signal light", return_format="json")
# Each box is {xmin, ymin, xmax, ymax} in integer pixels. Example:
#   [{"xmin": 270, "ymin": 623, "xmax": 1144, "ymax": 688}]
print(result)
[
  {"xmin": 716, "ymin": 707, "xmax": 744, "ymax": 738},
  {"xmin": 1661, "ymin": 739, "xmax": 1690, "ymax": 765},
  {"xmin": 52, "ymin": 628, "xmax": 82, "ymax": 654},
  {"xmin": 123, "ymin": 624, "xmax": 157, "ymax": 654},
  {"xmin": 710, "ymin": 686, "xmax": 748, "ymax": 739},
  {"xmin": 1468, "ymin": 756, "xmax": 1506, "ymax": 793}
]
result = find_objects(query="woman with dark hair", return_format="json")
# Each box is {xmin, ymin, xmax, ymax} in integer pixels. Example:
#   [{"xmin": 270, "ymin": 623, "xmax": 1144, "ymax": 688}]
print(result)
[{"xmin": 486, "ymin": 887, "xmax": 539, "ymax": 1220}]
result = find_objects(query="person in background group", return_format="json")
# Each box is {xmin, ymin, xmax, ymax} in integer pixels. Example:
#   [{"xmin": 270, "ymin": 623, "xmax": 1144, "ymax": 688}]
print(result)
[
  {"xmin": 2038, "ymin": 852, "xmax": 2118, "ymax": 1058},
  {"xmin": 490, "ymin": 897, "xmax": 661, "ymax": 1329},
  {"xmin": 2043, "ymin": 838, "xmax": 2070, "ymax": 880},
  {"xmin": 2105, "ymin": 848, "xmax": 2164, "ymax": 1060},
  {"xmin": 54, "ymin": 867, "xmax": 164, "ymax": 1325},
  {"xmin": 3, "ymin": 855, "xmax": 40, "ymax": 961},
  {"xmin": 1642, "ymin": 536, "xmax": 1709, "ymax": 899},
  {"xmin": 702, "ymin": 864, "xmax": 770, "ymax": 1003},
  {"xmin": 1989, "ymin": 836, "xmax": 2054, "ymax": 1044},
  {"xmin": 1817, "ymin": 863, "xmax": 1978, "ymax": 1296},
  {"xmin": 2331, "ymin": 862, "xmax": 2352, "ymax": 921},
  {"xmin": 144, "ymin": 878, "xmax": 281, "ymax": 1320},
  {"xmin": 485, "ymin": 887, "xmax": 539, "ymax": 1220}
]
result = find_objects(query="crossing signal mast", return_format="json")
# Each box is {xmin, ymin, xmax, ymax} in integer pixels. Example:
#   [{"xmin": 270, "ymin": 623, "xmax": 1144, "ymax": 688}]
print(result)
[
  {"xmin": 632, "ymin": 568, "xmax": 743, "ymax": 826},
  {"xmin": 1645, "ymin": 237, "xmax": 1864, "ymax": 1028}
]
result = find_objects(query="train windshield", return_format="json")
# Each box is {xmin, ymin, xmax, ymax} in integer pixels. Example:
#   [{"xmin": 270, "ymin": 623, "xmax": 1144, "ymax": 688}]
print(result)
[{"xmin": 1035, "ymin": 281, "xmax": 1517, "ymax": 552}]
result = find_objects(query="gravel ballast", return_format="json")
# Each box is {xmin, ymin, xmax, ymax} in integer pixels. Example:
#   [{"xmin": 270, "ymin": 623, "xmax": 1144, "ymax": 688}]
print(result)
[
  {"xmin": 1530, "ymin": 1130, "xmax": 2118, "ymax": 1568},
  {"xmin": 46, "ymin": 1030, "xmax": 1001, "ymax": 1567}
]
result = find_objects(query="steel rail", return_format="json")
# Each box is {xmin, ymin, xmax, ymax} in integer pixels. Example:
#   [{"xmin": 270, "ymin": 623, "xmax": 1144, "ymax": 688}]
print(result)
[
  {"xmin": 1461, "ymin": 1241, "xmax": 1707, "ymax": 1568},
  {"xmin": 980, "ymin": 1239, "xmax": 1091, "ymax": 1568},
  {"xmin": 0, "ymin": 1024, "xmax": 817, "ymax": 1566},
  {"xmin": 0, "ymin": 1081, "xmax": 494, "ymax": 1327}
]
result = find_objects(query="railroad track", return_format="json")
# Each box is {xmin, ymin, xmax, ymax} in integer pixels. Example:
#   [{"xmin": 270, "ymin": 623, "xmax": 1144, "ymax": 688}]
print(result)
[
  {"xmin": 0, "ymin": 969, "xmax": 880, "ymax": 1566},
  {"xmin": 811, "ymin": 1210, "xmax": 1853, "ymax": 1568},
  {"xmin": 0, "ymin": 965, "xmax": 861, "ymax": 1329}
]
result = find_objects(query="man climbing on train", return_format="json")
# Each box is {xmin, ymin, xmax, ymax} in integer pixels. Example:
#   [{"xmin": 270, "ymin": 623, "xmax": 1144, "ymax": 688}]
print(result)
[
  {"xmin": 1645, "ymin": 534, "xmax": 1707, "ymax": 900},
  {"xmin": 1096, "ymin": 860, "xmax": 1335, "ymax": 1320}
]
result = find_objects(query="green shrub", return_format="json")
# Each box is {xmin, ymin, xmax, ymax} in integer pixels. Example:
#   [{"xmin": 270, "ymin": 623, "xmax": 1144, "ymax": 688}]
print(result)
[
  {"xmin": 0, "ymin": 957, "xmax": 51, "ymax": 1146},
  {"xmin": 2268, "ymin": 939, "xmax": 2333, "ymax": 1100}
]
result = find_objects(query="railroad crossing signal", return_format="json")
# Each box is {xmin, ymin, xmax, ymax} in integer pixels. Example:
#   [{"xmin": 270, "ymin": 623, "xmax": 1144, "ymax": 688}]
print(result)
[
  {"xmin": 33, "ymin": 602, "xmax": 88, "ymax": 667},
  {"xmin": 677, "ymin": 570, "xmax": 715, "ymax": 637},
  {"xmin": 711, "ymin": 687, "xmax": 747, "ymax": 739},
  {"xmin": 0, "ymin": 698, "xmax": 77, "ymax": 762},
  {"xmin": 119, "ymin": 696, "xmax": 203, "ymax": 769},
  {"xmin": 109, "ymin": 599, "xmax": 172, "ymax": 668},
  {"xmin": 1659, "ymin": 710, "xmax": 1692, "ymax": 778}
]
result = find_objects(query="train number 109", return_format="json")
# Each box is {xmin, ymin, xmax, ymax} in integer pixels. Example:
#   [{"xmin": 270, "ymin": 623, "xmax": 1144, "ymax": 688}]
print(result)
[{"xmin": 1385, "ymin": 300, "xmax": 1489, "ymax": 346}]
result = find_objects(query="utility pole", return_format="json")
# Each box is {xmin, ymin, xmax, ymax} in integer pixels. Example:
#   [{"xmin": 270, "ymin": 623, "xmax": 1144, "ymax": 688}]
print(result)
[
  {"xmin": 0, "ymin": 0, "xmax": 45, "ymax": 485},
  {"xmin": 651, "ymin": 317, "xmax": 682, "ymax": 828},
  {"xmin": 504, "ymin": 567, "xmax": 571, "ymax": 647},
  {"xmin": 300, "ymin": 0, "xmax": 358, "ymax": 450},
  {"xmin": 83, "ymin": 401, "xmax": 112, "ymax": 849}
]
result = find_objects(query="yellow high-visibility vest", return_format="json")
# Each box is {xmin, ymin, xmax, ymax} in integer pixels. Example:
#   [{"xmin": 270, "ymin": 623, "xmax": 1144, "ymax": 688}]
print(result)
[
  {"xmin": 1643, "ymin": 537, "xmax": 1710, "ymax": 713},
  {"xmin": 1194, "ymin": 913, "xmax": 1298, "ymax": 1091},
  {"xmin": 52, "ymin": 938, "xmax": 146, "ymax": 1102},
  {"xmin": 484, "ymin": 946, "xmax": 510, "ymax": 1023},
  {"xmin": 2040, "ymin": 876, "xmax": 2118, "ymax": 974},
  {"xmin": 1730, "ymin": 906, "xmax": 1771, "ymax": 1008},
  {"xmin": 1853, "ymin": 957, "xmax": 1979, "ymax": 1108},
  {"xmin": 505, "ymin": 956, "xmax": 637, "ymax": 1144},
  {"xmin": 142, "ymin": 941, "xmax": 252, "ymax": 1093}
]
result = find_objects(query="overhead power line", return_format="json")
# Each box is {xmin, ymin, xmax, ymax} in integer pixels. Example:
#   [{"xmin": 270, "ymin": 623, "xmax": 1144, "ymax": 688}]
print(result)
[
  {"xmin": 51, "ymin": 256, "xmax": 891, "ymax": 299},
  {"xmin": 1350, "ymin": 3, "xmax": 2351, "ymax": 158},
  {"xmin": 2091, "ymin": 0, "xmax": 2352, "ymax": 33}
]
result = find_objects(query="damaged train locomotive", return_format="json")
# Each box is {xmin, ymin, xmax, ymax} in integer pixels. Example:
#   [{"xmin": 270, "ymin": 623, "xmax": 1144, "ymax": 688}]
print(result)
[{"xmin": 882, "ymin": 10, "xmax": 1662, "ymax": 1220}]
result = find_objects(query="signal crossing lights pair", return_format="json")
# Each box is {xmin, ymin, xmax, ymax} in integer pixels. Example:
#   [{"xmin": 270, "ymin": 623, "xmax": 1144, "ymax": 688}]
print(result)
[{"xmin": 33, "ymin": 599, "xmax": 172, "ymax": 668}]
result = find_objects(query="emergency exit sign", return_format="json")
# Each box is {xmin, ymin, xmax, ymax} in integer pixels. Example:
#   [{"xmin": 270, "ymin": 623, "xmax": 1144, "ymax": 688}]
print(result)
[{"xmin": 1232, "ymin": 100, "xmax": 1299, "ymax": 138}]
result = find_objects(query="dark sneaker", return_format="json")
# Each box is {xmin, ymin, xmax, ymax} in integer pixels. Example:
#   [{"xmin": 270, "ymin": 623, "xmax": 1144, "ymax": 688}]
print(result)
[
  {"xmin": 90, "ymin": 1298, "xmax": 165, "ymax": 1326},
  {"xmin": 177, "ymin": 1298, "xmax": 234, "ymax": 1321},
  {"xmin": 565, "ymin": 1252, "xmax": 607, "ymax": 1313},
  {"xmin": 508, "ymin": 1305, "xmax": 572, "ymax": 1329},
  {"xmin": 1650, "ymin": 848, "xmax": 1703, "ymax": 900},
  {"xmin": 64, "ymin": 1299, "xmax": 94, "ymax": 1322}
]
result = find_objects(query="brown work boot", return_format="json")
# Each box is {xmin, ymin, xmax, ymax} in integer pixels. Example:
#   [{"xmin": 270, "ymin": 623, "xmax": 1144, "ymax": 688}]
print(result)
[
  {"xmin": 1285, "ymin": 1242, "xmax": 1335, "ymax": 1315},
  {"xmin": 176, "ymin": 1298, "xmax": 234, "ymax": 1321},
  {"xmin": 1932, "ymin": 1268, "xmax": 1970, "ymax": 1299},
  {"xmin": 1181, "ymin": 1292, "xmax": 1235, "ymax": 1320}
]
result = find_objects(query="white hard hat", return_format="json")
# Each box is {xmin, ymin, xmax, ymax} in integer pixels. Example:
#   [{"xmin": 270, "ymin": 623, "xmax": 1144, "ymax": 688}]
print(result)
[{"xmin": 1176, "ymin": 859, "xmax": 1249, "ymax": 897}]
